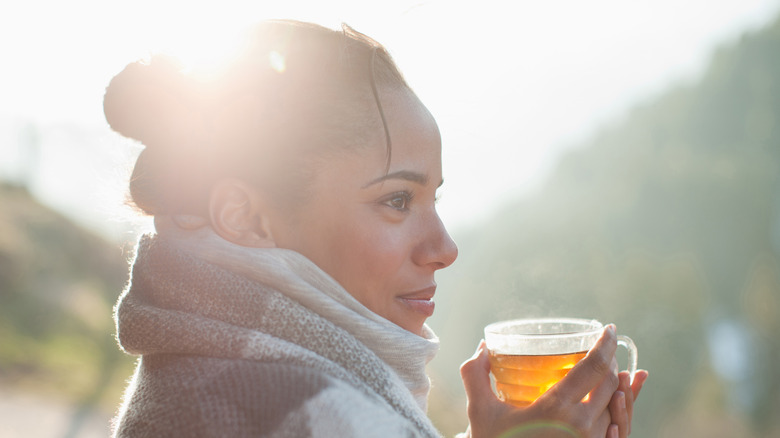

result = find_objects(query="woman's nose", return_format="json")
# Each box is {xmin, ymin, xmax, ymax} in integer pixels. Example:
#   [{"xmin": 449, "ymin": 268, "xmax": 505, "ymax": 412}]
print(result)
[{"xmin": 414, "ymin": 212, "xmax": 458, "ymax": 270}]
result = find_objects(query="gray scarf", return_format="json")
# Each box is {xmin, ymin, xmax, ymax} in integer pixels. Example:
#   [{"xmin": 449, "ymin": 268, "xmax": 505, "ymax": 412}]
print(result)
[{"xmin": 113, "ymin": 222, "xmax": 441, "ymax": 437}]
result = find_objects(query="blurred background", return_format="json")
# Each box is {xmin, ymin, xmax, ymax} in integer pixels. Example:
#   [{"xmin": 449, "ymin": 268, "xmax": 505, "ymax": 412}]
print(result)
[{"xmin": 2, "ymin": 1, "xmax": 780, "ymax": 437}]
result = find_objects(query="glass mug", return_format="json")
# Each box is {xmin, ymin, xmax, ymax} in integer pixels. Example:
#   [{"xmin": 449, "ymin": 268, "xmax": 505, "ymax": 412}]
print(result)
[{"xmin": 484, "ymin": 318, "xmax": 638, "ymax": 407}]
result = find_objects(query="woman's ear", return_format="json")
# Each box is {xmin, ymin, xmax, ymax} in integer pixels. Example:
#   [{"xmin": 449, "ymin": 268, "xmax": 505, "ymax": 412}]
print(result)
[{"xmin": 208, "ymin": 179, "xmax": 276, "ymax": 248}]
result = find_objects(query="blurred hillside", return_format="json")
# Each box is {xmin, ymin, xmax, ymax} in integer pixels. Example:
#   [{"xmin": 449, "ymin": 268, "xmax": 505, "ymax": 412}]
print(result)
[
  {"xmin": 429, "ymin": 11, "xmax": 780, "ymax": 438},
  {"xmin": 0, "ymin": 182, "xmax": 135, "ymax": 436}
]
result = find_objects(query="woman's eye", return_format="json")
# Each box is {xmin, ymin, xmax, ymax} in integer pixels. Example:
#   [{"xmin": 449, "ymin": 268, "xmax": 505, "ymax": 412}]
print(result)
[{"xmin": 384, "ymin": 192, "xmax": 412, "ymax": 211}]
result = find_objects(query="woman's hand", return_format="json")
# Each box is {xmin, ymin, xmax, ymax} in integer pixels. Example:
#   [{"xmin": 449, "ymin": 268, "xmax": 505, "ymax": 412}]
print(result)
[
  {"xmin": 606, "ymin": 368, "xmax": 649, "ymax": 438},
  {"xmin": 459, "ymin": 325, "xmax": 647, "ymax": 438}
]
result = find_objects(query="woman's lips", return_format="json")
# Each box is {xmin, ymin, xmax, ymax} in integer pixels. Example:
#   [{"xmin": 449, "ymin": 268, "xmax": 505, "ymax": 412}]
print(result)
[
  {"xmin": 398, "ymin": 287, "xmax": 436, "ymax": 317},
  {"xmin": 400, "ymin": 298, "xmax": 435, "ymax": 317}
]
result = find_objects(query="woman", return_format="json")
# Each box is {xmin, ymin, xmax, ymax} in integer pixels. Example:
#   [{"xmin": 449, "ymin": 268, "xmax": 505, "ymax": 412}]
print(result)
[{"xmin": 105, "ymin": 20, "xmax": 646, "ymax": 437}]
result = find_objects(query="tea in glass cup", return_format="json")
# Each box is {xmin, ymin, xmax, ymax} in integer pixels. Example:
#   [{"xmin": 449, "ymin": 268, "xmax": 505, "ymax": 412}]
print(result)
[{"xmin": 484, "ymin": 318, "xmax": 637, "ymax": 407}]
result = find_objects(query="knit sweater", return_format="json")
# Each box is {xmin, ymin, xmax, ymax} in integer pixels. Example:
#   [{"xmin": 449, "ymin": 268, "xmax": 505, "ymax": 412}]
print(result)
[{"xmin": 112, "ymin": 226, "xmax": 442, "ymax": 437}]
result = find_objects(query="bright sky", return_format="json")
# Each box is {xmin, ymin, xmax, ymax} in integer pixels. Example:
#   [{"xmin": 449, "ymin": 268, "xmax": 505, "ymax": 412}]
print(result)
[{"xmin": 2, "ymin": 0, "xmax": 779, "ymax": 240}]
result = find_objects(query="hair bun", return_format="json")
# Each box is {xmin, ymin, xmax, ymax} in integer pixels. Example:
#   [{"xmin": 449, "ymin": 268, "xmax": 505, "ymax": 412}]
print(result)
[{"xmin": 103, "ymin": 55, "xmax": 193, "ymax": 147}]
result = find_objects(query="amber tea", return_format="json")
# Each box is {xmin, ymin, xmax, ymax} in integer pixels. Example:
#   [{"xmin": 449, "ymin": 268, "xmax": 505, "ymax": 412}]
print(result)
[
  {"xmin": 488, "ymin": 350, "xmax": 586, "ymax": 407},
  {"xmin": 484, "ymin": 318, "xmax": 637, "ymax": 407}
]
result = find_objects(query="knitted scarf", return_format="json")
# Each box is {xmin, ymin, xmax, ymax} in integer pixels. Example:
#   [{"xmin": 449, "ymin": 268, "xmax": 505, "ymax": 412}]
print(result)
[{"xmin": 112, "ymin": 224, "xmax": 442, "ymax": 437}]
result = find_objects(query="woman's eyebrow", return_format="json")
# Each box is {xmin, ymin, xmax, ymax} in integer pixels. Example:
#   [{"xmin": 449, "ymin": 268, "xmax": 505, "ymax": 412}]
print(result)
[{"xmin": 362, "ymin": 170, "xmax": 429, "ymax": 188}]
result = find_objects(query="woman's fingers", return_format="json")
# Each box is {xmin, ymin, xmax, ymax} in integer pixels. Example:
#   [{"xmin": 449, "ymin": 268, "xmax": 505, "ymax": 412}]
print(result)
[
  {"xmin": 594, "ymin": 406, "xmax": 615, "ymax": 438},
  {"xmin": 630, "ymin": 370, "xmax": 649, "ymax": 401},
  {"xmin": 461, "ymin": 339, "xmax": 506, "ymax": 423},
  {"xmin": 550, "ymin": 325, "xmax": 619, "ymax": 404},
  {"xmin": 460, "ymin": 340, "xmax": 495, "ymax": 405},
  {"xmin": 616, "ymin": 372, "xmax": 632, "ymax": 434},
  {"xmin": 625, "ymin": 368, "xmax": 649, "ymax": 436},
  {"xmin": 585, "ymin": 359, "xmax": 621, "ymax": 416},
  {"xmin": 608, "ymin": 390, "xmax": 628, "ymax": 438},
  {"xmin": 621, "ymin": 369, "xmax": 649, "ymax": 427},
  {"xmin": 461, "ymin": 340, "xmax": 524, "ymax": 438},
  {"xmin": 612, "ymin": 369, "xmax": 649, "ymax": 437}
]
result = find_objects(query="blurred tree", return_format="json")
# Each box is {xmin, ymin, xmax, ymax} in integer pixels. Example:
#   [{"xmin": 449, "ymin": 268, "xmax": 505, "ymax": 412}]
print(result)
[{"xmin": 0, "ymin": 182, "xmax": 135, "ymax": 436}]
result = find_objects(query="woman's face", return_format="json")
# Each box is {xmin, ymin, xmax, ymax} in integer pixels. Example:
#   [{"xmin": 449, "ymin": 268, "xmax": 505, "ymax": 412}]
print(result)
[{"xmin": 269, "ymin": 87, "xmax": 458, "ymax": 335}]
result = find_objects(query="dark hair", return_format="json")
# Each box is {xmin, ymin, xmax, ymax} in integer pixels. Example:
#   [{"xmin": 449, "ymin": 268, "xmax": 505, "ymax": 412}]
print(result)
[{"xmin": 104, "ymin": 20, "xmax": 408, "ymax": 216}]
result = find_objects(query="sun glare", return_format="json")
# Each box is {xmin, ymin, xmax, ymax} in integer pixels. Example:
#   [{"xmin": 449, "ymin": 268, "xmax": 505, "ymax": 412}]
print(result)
[
  {"xmin": 129, "ymin": 1, "xmax": 357, "ymax": 79},
  {"xmin": 163, "ymin": 25, "xmax": 245, "ymax": 79},
  {"xmin": 269, "ymin": 50, "xmax": 287, "ymax": 73}
]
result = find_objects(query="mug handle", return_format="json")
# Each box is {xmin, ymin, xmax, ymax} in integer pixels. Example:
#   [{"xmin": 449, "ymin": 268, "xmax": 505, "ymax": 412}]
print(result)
[{"xmin": 617, "ymin": 335, "xmax": 638, "ymax": 384}]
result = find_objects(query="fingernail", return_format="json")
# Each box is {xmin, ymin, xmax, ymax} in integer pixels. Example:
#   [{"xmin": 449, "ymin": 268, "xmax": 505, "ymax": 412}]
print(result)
[{"xmin": 606, "ymin": 324, "xmax": 616, "ymax": 334}]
